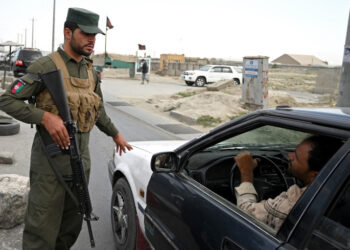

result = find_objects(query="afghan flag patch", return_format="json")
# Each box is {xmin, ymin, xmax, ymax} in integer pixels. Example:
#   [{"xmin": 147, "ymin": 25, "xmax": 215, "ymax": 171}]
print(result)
[{"xmin": 11, "ymin": 79, "xmax": 26, "ymax": 94}]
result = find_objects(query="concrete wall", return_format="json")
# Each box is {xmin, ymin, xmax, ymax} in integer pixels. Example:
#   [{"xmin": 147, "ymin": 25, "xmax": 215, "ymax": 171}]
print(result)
[{"xmin": 314, "ymin": 67, "xmax": 341, "ymax": 94}]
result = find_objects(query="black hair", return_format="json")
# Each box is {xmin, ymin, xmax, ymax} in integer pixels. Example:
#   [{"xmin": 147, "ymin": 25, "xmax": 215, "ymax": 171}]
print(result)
[
  {"xmin": 304, "ymin": 135, "xmax": 343, "ymax": 172},
  {"xmin": 64, "ymin": 21, "xmax": 79, "ymax": 33}
]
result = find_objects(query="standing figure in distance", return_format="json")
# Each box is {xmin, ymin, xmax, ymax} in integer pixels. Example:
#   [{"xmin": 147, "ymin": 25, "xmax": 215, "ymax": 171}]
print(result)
[{"xmin": 140, "ymin": 58, "xmax": 149, "ymax": 84}]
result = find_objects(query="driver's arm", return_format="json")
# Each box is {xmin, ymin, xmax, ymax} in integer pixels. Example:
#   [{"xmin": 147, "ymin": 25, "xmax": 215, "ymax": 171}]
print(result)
[{"xmin": 234, "ymin": 152, "xmax": 305, "ymax": 231}]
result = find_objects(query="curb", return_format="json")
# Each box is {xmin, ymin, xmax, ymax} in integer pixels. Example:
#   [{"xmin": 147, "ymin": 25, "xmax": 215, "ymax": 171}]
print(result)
[{"xmin": 170, "ymin": 111, "xmax": 197, "ymax": 125}]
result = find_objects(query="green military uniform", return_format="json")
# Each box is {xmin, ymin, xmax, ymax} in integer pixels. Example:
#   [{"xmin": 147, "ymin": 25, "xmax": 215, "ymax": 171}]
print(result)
[{"xmin": 0, "ymin": 8, "xmax": 116, "ymax": 250}]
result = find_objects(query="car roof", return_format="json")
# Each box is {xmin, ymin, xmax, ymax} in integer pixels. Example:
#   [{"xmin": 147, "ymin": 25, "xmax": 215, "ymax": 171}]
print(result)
[{"xmin": 260, "ymin": 107, "xmax": 350, "ymax": 131}]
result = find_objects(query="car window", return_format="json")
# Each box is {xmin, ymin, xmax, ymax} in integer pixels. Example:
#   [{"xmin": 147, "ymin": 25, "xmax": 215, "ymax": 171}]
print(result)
[
  {"xmin": 305, "ymin": 179, "xmax": 350, "ymax": 249},
  {"xmin": 210, "ymin": 125, "xmax": 310, "ymax": 149},
  {"xmin": 184, "ymin": 125, "xmax": 312, "ymax": 234},
  {"xmin": 19, "ymin": 50, "xmax": 42, "ymax": 61},
  {"xmin": 199, "ymin": 65, "xmax": 211, "ymax": 71},
  {"xmin": 212, "ymin": 67, "xmax": 222, "ymax": 72},
  {"xmin": 10, "ymin": 50, "xmax": 19, "ymax": 61},
  {"xmin": 222, "ymin": 67, "xmax": 232, "ymax": 73}
]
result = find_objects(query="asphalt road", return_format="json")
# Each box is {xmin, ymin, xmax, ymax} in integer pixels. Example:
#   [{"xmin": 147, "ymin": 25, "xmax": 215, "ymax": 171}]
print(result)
[{"xmin": 72, "ymin": 105, "xmax": 179, "ymax": 250}]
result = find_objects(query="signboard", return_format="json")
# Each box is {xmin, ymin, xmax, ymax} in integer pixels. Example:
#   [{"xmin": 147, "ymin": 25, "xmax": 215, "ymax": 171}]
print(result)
[
  {"xmin": 135, "ymin": 58, "xmax": 151, "ymax": 74},
  {"xmin": 343, "ymin": 46, "xmax": 350, "ymax": 63},
  {"xmin": 245, "ymin": 60, "xmax": 258, "ymax": 78}
]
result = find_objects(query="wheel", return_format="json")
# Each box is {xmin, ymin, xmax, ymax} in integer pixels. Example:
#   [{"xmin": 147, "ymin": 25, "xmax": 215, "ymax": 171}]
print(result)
[
  {"xmin": 111, "ymin": 178, "xmax": 137, "ymax": 250},
  {"xmin": 13, "ymin": 71, "xmax": 19, "ymax": 78},
  {"xmin": 0, "ymin": 118, "xmax": 20, "ymax": 136},
  {"xmin": 233, "ymin": 78, "xmax": 240, "ymax": 85},
  {"xmin": 230, "ymin": 155, "xmax": 289, "ymax": 203},
  {"xmin": 185, "ymin": 81, "xmax": 194, "ymax": 86},
  {"xmin": 195, "ymin": 77, "xmax": 206, "ymax": 87}
]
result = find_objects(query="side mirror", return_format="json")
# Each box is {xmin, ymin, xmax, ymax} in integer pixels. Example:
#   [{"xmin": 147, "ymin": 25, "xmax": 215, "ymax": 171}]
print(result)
[{"xmin": 150, "ymin": 152, "xmax": 178, "ymax": 173}]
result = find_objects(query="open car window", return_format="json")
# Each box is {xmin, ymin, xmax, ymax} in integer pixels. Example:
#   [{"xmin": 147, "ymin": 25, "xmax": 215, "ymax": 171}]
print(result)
[{"xmin": 184, "ymin": 125, "xmax": 312, "ymax": 234}]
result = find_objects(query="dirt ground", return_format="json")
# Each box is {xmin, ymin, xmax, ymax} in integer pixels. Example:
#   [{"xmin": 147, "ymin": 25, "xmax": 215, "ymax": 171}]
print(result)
[{"xmin": 112, "ymin": 68, "xmax": 338, "ymax": 132}]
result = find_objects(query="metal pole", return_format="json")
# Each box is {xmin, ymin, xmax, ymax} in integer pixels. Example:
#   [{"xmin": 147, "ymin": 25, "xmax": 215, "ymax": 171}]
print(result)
[
  {"xmin": 25, "ymin": 28, "xmax": 27, "ymax": 47},
  {"xmin": 52, "ymin": 0, "xmax": 56, "ymax": 52},
  {"xmin": 337, "ymin": 10, "xmax": 350, "ymax": 107},
  {"xmin": 31, "ymin": 17, "xmax": 34, "ymax": 48},
  {"xmin": 2, "ymin": 46, "xmax": 11, "ymax": 89},
  {"xmin": 104, "ymin": 25, "xmax": 107, "ymax": 65}
]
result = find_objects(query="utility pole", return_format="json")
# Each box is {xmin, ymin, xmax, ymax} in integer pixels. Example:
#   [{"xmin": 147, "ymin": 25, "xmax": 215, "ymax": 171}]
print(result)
[
  {"xmin": 337, "ymin": 10, "xmax": 350, "ymax": 107},
  {"xmin": 25, "ymin": 28, "xmax": 27, "ymax": 47},
  {"xmin": 31, "ymin": 17, "xmax": 35, "ymax": 48},
  {"xmin": 52, "ymin": 0, "xmax": 56, "ymax": 52}
]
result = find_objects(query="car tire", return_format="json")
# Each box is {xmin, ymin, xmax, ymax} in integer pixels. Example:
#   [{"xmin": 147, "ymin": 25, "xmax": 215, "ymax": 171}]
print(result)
[
  {"xmin": 233, "ymin": 78, "xmax": 240, "ymax": 85},
  {"xmin": 111, "ymin": 178, "xmax": 137, "ymax": 250},
  {"xmin": 185, "ymin": 81, "xmax": 194, "ymax": 86},
  {"xmin": 0, "ymin": 118, "xmax": 20, "ymax": 136},
  {"xmin": 195, "ymin": 77, "xmax": 206, "ymax": 87}
]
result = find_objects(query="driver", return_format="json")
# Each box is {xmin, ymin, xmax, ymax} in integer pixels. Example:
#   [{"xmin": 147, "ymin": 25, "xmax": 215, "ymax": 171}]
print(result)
[{"xmin": 234, "ymin": 135, "xmax": 342, "ymax": 230}]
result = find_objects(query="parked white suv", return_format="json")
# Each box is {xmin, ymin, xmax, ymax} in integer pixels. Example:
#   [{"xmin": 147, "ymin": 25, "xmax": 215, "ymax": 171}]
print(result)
[{"xmin": 181, "ymin": 65, "xmax": 242, "ymax": 87}]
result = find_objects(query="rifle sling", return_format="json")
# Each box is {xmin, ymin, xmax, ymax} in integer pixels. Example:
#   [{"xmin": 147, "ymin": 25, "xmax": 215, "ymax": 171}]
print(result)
[{"xmin": 36, "ymin": 126, "xmax": 79, "ymax": 208}]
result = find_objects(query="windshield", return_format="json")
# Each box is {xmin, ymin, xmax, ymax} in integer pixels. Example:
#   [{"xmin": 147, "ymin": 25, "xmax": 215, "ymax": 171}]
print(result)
[
  {"xmin": 206, "ymin": 125, "xmax": 311, "ymax": 150},
  {"xmin": 199, "ymin": 65, "xmax": 211, "ymax": 71}
]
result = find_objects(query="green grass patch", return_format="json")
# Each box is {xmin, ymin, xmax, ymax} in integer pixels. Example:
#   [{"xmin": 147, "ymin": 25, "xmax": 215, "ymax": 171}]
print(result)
[
  {"xmin": 197, "ymin": 115, "xmax": 222, "ymax": 127},
  {"xmin": 177, "ymin": 91, "xmax": 197, "ymax": 98}
]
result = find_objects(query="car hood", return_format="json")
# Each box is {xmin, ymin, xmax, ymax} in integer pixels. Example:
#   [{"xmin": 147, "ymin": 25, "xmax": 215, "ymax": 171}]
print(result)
[{"xmin": 130, "ymin": 140, "xmax": 188, "ymax": 154}]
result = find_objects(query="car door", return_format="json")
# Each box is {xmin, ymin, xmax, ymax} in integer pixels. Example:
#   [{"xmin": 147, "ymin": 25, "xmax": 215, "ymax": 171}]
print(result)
[
  {"xmin": 221, "ymin": 66, "xmax": 234, "ymax": 81},
  {"xmin": 143, "ymin": 120, "xmax": 302, "ymax": 250},
  {"xmin": 145, "ymin": 172, "xmax": 283, "ymax": 250},
  {"xmin": 207, "ymin": 66, "xmax": 222, "ymax": 82}
]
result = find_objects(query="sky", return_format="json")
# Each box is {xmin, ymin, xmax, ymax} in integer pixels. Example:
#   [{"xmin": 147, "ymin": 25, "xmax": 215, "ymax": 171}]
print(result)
[{"xmin": 0, "ymin": 0, "xmax": 349, "ymax": 65}]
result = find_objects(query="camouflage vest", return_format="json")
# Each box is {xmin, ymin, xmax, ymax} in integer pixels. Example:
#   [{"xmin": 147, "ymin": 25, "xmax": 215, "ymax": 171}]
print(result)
[{"xmin": 36, "ymin": 52, "xmax": 101, "ymax": 132}]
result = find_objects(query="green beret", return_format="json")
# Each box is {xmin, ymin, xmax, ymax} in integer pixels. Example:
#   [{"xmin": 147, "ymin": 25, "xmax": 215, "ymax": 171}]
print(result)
[{"xmin": 66, "ymin": 8, "xmax": 105, "ymax": 35}]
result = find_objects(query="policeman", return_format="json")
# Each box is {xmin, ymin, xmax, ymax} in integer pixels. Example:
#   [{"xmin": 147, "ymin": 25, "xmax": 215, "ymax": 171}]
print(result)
[{"xmin": 0, "ymin": 8, "xmax": 132, "ymax": 249}]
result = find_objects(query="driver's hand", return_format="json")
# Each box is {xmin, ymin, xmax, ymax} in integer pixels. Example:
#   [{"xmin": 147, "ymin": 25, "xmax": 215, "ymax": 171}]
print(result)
[{"xmin": 234, "ymin": 152, "xmax": 260, "ymax": 183}]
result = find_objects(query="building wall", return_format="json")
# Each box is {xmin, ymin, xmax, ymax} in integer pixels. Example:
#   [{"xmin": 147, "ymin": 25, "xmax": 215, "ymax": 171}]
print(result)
[
  {"xmin": 314, "ymin": 67, "xmax": 341, "ymax": 94},
  {"xmin": 160, "ymin": 54, "xmax": 185, "ymax": 70}
]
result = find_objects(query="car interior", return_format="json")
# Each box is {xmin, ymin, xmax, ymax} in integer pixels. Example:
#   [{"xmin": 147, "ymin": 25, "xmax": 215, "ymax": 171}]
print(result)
[{"xmin": 182, "ymin": 125, "xmax": 343, "ymax": 206}]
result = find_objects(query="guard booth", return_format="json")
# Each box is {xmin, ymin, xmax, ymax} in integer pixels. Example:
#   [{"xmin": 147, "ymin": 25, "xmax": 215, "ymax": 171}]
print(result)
[{"xmin": 242, "ymin": 56, "xmax": 269, "ymax": 109}]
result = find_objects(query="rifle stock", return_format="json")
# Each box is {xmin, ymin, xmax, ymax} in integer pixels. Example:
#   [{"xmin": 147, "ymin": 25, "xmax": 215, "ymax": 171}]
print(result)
[{"xmin": 40, "ymin": 69, "xmax": 98, "ymax": 248}]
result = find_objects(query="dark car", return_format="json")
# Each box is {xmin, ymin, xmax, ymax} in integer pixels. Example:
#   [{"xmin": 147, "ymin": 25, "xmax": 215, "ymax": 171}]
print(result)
[
  {"xmin": 108, "ymin": 107, "xmax": 350, "ymax": 250},
  {"xmin": 10, "ymin": 48, "xmax": 43, "ymax": 77}
]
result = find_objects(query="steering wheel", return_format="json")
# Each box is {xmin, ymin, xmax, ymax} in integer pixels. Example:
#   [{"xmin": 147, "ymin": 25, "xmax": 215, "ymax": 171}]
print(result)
[{"xmin": 230, "ymin": 154, "xmax": 289, "ymax": 203}]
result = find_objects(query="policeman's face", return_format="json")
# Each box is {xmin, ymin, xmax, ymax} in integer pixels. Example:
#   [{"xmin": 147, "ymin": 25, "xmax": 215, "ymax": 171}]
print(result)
[
  {"xmin": 288, "ymin": 141, "xmax": 313, "ymax": 185},
  {"xmin": 70, "ymin": 28, "xmax": 96, "ymax": 56}
]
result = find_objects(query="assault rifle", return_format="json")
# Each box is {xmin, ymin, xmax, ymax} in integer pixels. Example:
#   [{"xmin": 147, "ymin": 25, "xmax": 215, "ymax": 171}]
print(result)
[{"xmin": 40, "ymin": 69, "xmax": 98, "ymax": 247}]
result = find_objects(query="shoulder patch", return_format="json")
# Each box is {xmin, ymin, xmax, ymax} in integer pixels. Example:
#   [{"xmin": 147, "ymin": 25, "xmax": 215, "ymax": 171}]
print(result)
[{"xmin": 10, "ymin": 79, "xmax": 26, "ymax": 94}]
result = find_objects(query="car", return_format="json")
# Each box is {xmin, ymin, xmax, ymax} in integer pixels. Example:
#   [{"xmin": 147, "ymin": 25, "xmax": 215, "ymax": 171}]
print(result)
[
  {"xmin": 9, "ymin": 48, "xmax": 43, "ymax": 77},
  {"xmin": 108, "ymin": 107, "xmax": 350, "ymax": 250},
  {"xmin": 181, "ymin": 65, "xmax": 242, "ymax": 87}
]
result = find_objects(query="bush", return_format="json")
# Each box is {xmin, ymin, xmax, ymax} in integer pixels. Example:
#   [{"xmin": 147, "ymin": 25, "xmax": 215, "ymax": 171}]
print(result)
[{"xmin": 197, "ymin": 115, "xmax": 222, "ymax": 127}]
